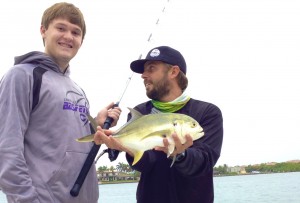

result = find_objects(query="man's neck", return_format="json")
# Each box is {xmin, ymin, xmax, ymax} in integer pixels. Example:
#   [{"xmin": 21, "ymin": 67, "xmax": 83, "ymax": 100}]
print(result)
[{"xmin": 160, "ymin": 89, "xmax": 182, "ymax": 102}]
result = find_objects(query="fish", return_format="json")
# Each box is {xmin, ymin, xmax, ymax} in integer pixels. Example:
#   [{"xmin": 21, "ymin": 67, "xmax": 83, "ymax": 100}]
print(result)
[{"xmin": 77, "ymin": 108, "xmax": 205, "ymax": 166}]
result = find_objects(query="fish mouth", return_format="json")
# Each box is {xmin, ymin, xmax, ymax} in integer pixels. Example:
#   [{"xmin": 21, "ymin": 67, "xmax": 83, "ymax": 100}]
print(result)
[{"xmin": 195, "ymin": 130, "xmax": 205, "ymax": 139}]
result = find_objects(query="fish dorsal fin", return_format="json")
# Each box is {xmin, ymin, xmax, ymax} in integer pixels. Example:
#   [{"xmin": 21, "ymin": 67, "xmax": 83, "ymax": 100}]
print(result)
[
  {"xmin": 128, "ymin": 107, "xmax": 143, "ymax": 122},
  {"xmin": 113, "ymin": 108, "xmax": 143, "ymax": 135}
]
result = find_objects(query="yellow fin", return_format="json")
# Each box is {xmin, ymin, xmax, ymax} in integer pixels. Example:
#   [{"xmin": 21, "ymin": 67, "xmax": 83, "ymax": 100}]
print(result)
[
  {"xmin": 88, "ymin": 115, "xmax": 97, "ymax": 132},
  {"xmin": 132, "ymin": 151, "xmax": 144, "ymax": 166},
  {"xmin": 76, "ymin": 134, "xmax": 94, "ymax": 142},
  {"xmin": 167, "ymin": 143, "xmax": 175, "ymax": 158},
  {"xmin": 170, "ymin": 156, "xmax": 176, "ymax": 167}
]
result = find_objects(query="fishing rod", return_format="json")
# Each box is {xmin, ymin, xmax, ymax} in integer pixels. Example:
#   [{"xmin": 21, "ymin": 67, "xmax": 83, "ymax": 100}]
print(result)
[
  {"xmin": 100, "ymin": 73, "xmax": 133, "ymax": 163},
  {"xmin": 70, "ymin": 0, "xmax": 170, "ymax": 197},
  {"xmin": 69, "ymin": 79, "xmax": 130, "ymax": 197}
]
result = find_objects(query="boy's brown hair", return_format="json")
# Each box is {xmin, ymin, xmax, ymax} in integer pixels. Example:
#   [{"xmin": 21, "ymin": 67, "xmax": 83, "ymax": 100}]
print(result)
[{"xmin": 41, "ymin": 2, "xmax": 86, "ymax": 41}]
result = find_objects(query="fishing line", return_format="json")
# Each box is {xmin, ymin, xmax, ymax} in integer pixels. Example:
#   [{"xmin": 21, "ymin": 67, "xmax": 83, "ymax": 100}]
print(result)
[
  {"xmin": 70, "ymin": 0, "xmax": 171, "ymax": 197},
  {"xmin": 95, "ymin": 0, "xmax": 171, "ymax": 164}
]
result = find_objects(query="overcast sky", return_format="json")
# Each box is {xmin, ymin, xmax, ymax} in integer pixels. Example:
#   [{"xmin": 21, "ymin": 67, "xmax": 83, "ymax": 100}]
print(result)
[{"xmin": 1, "ymin": 0, "xmax": 299, "ymax": 168}]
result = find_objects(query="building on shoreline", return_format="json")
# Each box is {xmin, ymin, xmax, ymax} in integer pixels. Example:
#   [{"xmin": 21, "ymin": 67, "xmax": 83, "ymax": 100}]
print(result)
[{"xmin": 97, "ymin": 170, "xmax": 139, "ymax": 182}]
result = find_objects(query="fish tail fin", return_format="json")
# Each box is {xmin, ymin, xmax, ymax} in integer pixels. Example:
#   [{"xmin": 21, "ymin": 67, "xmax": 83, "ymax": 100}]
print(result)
[
  {"xmin": 76, "ymin": 134, "xmax": 94, "ymax": 142},
  {"xmin": 132, "ymin": 151, "xmax": 144, "ymax": 166}
]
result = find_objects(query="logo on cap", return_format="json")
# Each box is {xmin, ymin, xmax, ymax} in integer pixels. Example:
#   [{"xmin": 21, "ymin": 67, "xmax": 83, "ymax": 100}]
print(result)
[{"xmin": 150, "ymin": 49, "xmax": 160, "ymax": 57}]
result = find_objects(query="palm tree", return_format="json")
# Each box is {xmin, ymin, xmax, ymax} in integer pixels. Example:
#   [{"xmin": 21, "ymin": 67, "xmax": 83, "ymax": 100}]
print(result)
[
  {"xmin": 116, "ymin": 162, "xmax": 124, "ymax": 172},
  {"xmin": 110, "ymin": 165, "xmax": 115, "ymax": 175},
  {"xmin": 98, "ymin": 165, "xmax": 108, "ymax": 173}
]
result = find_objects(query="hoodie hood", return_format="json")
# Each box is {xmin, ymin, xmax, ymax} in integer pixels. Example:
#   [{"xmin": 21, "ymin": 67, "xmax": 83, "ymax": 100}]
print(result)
[{"xmin": 14, "ymin": 51, "xmax": 70, "ymax": 76}]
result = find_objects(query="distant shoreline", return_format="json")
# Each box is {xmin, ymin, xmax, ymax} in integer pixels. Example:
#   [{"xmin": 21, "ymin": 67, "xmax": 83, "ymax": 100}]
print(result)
[
  {"xmin": 99, "ymin": 172, "xmax": 298, "ymax": 185},
  {"xmin": 214, "ymin": 171, "xmax": 293, "ymax": 177},
  {"xmin": 99, "ymin": 180, "xmax": 138, "ymax": 185}
]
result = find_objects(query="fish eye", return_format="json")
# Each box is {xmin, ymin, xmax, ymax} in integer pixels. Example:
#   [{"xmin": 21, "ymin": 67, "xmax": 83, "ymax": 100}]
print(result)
[
  {"xmin": 173, "ymin": 122, "xmax": 177, "ymax": 127},
  {"xmin": 162, "ymin": 134, "xmax": 167, "ymax": 138}
]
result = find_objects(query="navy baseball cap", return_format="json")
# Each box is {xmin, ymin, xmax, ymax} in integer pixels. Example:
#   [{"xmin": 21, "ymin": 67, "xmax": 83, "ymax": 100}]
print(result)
[{"xmin": 130, "ymin": 46, "xmax": 187, "ymax": 74}]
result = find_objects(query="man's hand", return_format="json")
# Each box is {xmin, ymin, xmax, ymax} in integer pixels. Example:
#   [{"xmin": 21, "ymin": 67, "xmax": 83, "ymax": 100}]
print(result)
[
  {"xmin": 93, "ymin": 126, "xmax": 134, "ymax": 157},
  {"xmin": 96, "ymin": 102, "xmax": 122, "ymax": 127},
  {"xmin": 155, "ymin": 133, "xmax": 193, "ymax": 156}
]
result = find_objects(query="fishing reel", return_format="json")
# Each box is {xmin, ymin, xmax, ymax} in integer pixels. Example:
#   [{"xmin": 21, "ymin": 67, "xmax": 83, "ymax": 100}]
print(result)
[{"xmin": 95, "ymin": 148, "xmax": 119, "ymax": 163}]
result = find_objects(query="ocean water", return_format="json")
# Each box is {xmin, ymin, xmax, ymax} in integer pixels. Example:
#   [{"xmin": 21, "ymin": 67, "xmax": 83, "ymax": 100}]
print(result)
[
  {"xmin": 0, "ymin": 172, "xmax": 299, "ymax": 202},
  {"xmin": 214, "ymin": 172, "xmax": 300, "ymax": 203}
]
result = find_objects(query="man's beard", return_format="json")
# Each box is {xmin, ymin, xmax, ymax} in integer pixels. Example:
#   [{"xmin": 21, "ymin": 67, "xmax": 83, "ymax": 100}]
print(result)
[{"xmin": 146, "ymin": 75, "xmax": 171, "ymax": 100}]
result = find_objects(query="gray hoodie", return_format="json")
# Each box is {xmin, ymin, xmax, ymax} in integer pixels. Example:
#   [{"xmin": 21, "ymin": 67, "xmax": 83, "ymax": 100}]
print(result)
[{"xmin": 0, "ymin": 51, "xmax": 98, "ymax": 203}]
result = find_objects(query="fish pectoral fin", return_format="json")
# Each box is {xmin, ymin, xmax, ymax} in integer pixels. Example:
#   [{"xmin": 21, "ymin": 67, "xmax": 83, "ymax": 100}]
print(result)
[
  {"xmin": 76, "ymin": 134, "xmax": 94, "ymax": 142},
  {"xmin": 132, "ymin": 151, "xmax": 144, "ymax": 166}
]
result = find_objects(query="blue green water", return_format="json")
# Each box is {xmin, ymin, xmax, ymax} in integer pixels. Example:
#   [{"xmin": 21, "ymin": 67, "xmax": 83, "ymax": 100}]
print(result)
[{"xmin": 1, "ymin": 172, "xmax": 299, "ymax": 202}]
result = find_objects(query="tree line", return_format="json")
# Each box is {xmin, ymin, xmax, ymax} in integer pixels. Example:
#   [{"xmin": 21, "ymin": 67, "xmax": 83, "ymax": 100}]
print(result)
[
  {"xmin": 214, "ymin": 161, "xmax": 300, "ymax": 175},
  {"xmin": 97, "ymin": 162, "xmax": 141, "ymax": 177},
  {"xmin": 245, "ymin": 162, "xmax": 300, "ymax": 173},
  {"xmin": 98, "ymin": 161, "xmax": 300, "ymax": 177}
]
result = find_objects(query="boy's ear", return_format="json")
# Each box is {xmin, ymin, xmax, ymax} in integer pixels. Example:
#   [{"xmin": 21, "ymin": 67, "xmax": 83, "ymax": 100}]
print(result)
[{"xmin": 40, "ymin": 25, "xmax": 46, "ymax": 35}]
